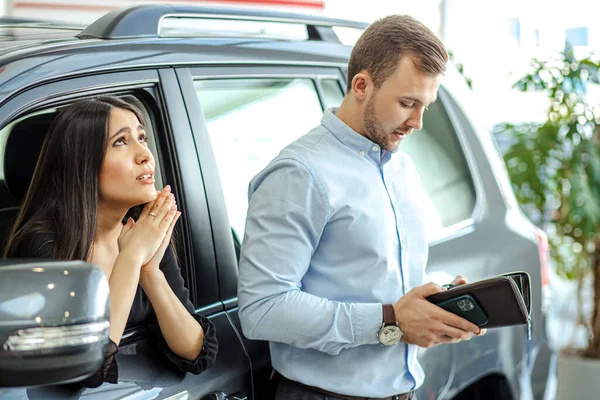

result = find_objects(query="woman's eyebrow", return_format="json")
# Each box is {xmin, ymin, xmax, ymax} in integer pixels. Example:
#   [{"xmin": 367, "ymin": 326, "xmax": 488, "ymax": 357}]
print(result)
[
  {"xmin": 109, "ymin": 124, "xmax": 145, "ymax": 141},
  {"xmin": 109, "ymin": 126, "xmax": 131, "ymax": 141}
]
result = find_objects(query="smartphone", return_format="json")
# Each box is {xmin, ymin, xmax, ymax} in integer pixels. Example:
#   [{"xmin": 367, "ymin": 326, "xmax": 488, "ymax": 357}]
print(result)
[{"xmin": 435, "ymin": 294, "xmax": 488, "ymax": 327}]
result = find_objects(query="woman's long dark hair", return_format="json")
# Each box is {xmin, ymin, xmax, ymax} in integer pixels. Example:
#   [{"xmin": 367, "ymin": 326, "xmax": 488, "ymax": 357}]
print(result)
[{"xmin": 4, "ymin": 96, "xmax": 145, "ymax": 260}]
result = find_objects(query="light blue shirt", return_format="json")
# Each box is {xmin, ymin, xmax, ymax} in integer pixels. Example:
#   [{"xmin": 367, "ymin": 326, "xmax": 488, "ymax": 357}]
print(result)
[{"xmin": 238, "ymin": 108, "xmax": 432, "ymax": 397}]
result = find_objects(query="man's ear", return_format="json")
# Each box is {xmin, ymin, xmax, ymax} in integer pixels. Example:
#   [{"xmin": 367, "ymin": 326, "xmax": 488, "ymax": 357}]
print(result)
[{"xmin": 350, "ymin": 70, "xmax": 372, "ymax": 101}]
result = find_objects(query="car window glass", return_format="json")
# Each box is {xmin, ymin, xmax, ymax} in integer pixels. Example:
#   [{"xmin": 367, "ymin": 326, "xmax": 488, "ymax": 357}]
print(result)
[
  {"xmin": 0, "ymin": 109, "xmax": 54, "ymax": 181},
  {"xmin": 194, "ymin": 78, "xmax": 324, "ymax": 241},
  {"xmin": 320, "ymin": 79, "xmax": 345, "ymax": 109},
  {"xmin": 400, "ymin": 100, "xmax": 476, "ymax": 240}
]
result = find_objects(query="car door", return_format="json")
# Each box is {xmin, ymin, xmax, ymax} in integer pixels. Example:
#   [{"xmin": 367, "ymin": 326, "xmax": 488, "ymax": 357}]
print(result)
[
  {"xmin": 175, "ymin": 64, "xmax": 457, "ymax": 399},
  {"xmin": 0, "ymin": 69, "xmax": 248, "ymax": 400}
]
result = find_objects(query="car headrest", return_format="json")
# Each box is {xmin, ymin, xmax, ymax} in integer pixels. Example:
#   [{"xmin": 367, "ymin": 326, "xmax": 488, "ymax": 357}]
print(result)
[{"xmin": 4, "ymin": 112, "xmax": 56, "ymax": 201}]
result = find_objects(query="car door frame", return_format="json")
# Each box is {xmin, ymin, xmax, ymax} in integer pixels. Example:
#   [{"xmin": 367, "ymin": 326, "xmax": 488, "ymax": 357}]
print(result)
[{"xmin": 0, "ymin": 68, "xmax": 249, "ymax": 400}]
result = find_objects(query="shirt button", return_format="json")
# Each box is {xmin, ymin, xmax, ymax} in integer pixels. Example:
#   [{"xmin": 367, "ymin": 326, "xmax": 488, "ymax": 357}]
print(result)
[
  {"xmin": 359, "ymin": 151, "xmax": 365, "ymax": 156},
  {"xmin": 372, "ymin": 145, "xmax": 379, "ymax": 151}
]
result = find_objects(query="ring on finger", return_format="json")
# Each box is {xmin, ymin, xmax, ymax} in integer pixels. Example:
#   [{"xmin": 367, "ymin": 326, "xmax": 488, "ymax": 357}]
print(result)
[{"xmin": 149, "ymin": 212, "xmax": 157, "ymax": 217}]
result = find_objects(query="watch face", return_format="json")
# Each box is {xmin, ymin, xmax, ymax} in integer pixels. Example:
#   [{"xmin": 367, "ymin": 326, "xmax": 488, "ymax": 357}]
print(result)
[{"xmin": 378, "ymin": 325, "xmax": 402, "ymax": 346}]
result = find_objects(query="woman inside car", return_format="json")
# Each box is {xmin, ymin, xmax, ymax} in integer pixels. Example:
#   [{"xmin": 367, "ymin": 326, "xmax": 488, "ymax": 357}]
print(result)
[{"xmin": 4, "ymin": 95, "xmax": 218, "ymax": 387}]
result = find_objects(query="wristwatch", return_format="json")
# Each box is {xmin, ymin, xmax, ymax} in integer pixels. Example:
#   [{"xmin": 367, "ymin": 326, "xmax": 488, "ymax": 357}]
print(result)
[{"xmin": 378, "ymin": 304, "xmax": 402, "ymax": 346}]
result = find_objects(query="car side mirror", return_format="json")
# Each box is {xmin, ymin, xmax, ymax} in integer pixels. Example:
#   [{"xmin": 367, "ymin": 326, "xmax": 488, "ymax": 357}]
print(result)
[{"xmin": 0, "ymin": 260, "xmax": 110, "ymax": 387}]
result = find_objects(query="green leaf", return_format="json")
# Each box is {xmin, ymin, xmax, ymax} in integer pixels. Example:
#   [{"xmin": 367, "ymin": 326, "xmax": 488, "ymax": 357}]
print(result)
[{"xmin": 495, "ymin": 45, "xmax": 600, "ymax": 280}]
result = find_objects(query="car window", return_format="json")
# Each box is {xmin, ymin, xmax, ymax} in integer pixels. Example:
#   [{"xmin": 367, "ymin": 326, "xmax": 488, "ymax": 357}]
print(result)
[
  {"xmin": 0, "ymin": 93, "xmax": 166, "ymax": 251},
  {"xmin": 319, "ymin": 78, "xmax": 345, "ymax": 109},
  {"xmin": 400, "ymin": 100, "xmax": 476, "ymax": 240},
  {"xmin": 194, "ymin": 78, "xmax": 324, "ymax": 241}
]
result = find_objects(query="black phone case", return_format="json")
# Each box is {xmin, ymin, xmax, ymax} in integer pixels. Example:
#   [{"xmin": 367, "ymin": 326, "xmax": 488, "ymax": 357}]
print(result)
[{"xmin": 435, "ymin": 294, "xmax": 489, "ymax": 326}]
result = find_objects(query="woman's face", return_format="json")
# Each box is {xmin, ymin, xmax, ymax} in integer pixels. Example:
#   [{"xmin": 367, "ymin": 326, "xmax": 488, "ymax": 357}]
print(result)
[{"xmin": 98, "ymin": 107, "xmax": 157, "ymax": 208}]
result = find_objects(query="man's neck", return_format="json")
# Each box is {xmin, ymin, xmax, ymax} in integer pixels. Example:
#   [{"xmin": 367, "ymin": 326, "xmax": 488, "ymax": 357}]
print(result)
[{"xmin": 335, "ymin": 101, "xmax": 366, "ymax": 137}]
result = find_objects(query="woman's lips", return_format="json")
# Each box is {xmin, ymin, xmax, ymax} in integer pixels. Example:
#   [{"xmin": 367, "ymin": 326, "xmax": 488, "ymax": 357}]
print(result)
[{"xmin": 137, "ymin": 174, "xmax": 155, "ymax": 184}]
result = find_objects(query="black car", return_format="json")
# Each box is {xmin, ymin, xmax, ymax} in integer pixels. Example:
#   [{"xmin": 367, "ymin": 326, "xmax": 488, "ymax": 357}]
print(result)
[{"xmin": 0, "ymin": 5, "xmax": 553, "ymax": 400}]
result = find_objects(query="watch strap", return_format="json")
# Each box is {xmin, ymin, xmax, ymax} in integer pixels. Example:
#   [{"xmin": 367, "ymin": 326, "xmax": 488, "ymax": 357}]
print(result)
[{"xmin": 382, "ymin": 304, "xmax": 396, "ymax": 326}]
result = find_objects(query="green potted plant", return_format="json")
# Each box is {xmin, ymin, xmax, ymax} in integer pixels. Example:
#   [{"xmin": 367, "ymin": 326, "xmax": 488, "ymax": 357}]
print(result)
[{"xmin": 494, "ymin": 43, "xmax": 600, "ymax": 398}]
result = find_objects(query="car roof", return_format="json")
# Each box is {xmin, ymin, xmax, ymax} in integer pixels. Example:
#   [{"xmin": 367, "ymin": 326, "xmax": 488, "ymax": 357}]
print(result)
[
  {"xmin": 0, "ymin": 5, "xmax": 365, "ymax": 105},
  {"xmin": 0, "ymin": 20, "xmax": 83, "ymax": 52}
]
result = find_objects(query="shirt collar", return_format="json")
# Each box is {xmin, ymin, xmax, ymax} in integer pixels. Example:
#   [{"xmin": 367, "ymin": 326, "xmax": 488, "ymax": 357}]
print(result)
[{"xmin": 321, "ymin": 108, "xmax": 396, "ymax": 165}]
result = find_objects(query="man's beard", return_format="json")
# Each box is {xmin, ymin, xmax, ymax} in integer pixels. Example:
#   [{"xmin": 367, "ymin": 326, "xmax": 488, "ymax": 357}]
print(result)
[{"xmin": 363, "ymin": 96, "xmax": 394, "ymax": 151}]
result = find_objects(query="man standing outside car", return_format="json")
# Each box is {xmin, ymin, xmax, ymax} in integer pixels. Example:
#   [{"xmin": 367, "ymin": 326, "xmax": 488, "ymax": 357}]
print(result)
[{"xmin": 238, "ymin": 14, "xmax": 484, "ymax": 400}]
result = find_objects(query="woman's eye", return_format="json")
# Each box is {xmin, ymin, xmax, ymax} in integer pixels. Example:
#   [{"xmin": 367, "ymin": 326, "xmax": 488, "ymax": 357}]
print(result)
[
  {"xmin": 138, "ymin": 133, "xmax": 148, "ymax": 143},
  {"xmin": 400, "ymin": 102, "xmax": 413, "ymax": 108},
  {"xmin": 113, "ymin": 137, "xmax": 126, "ymax": 146}
]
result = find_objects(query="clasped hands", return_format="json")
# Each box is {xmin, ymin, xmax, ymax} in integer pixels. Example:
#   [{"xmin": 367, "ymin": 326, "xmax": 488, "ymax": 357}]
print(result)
[{"xmin": 118, "ymin": 185, "xmax": 181, "ymax": 276}]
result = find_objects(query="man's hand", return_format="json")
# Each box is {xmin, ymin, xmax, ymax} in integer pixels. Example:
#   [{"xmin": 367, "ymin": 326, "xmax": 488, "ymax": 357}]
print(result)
[
  {"xmin": 446, "ymin": 275, "xmax": 487, "ymax": 337},
  {"xmin": 450, "ymin": 274, "xmax": 468, "ymax": 286},
  {"xmin": 392, "ymin": 282, "xmax": 483, "ymax": 348}
]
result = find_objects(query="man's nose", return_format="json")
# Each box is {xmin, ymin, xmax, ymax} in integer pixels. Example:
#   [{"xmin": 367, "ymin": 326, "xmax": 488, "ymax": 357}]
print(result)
[{"xmin": 407, "ymin": 109, "xmax": 424, "ymax": 131}]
